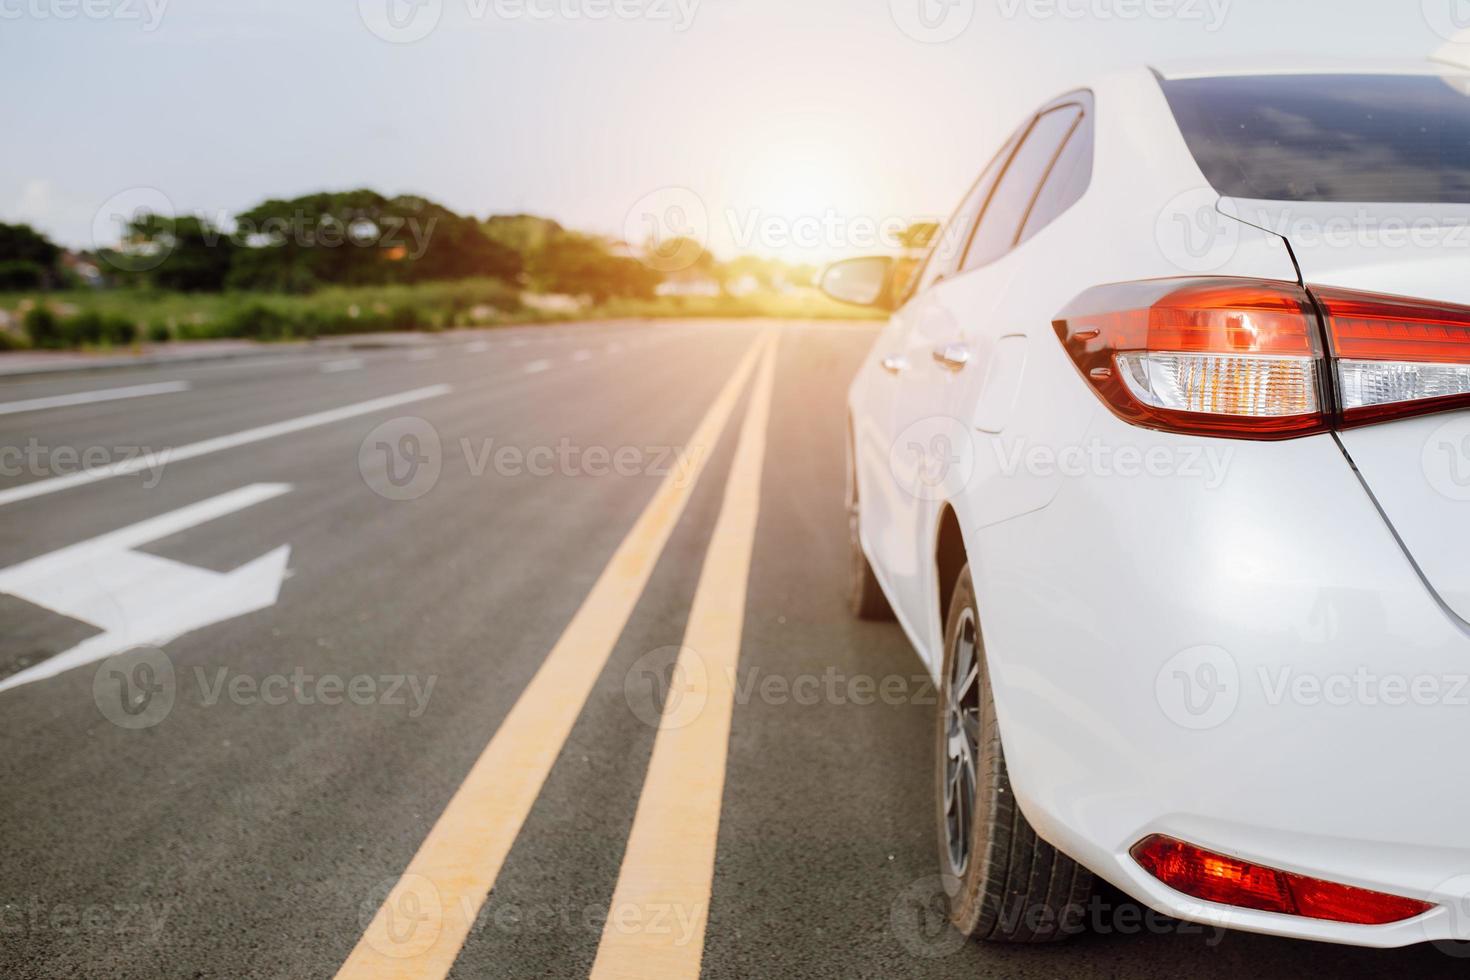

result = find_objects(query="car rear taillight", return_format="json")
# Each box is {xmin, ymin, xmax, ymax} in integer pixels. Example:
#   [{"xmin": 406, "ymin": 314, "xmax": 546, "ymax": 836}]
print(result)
[
  {"xmin": 1131, "ymin": 835, "xmax": 1434, "ymax": 926},
  {"xmin": 1054, "ymin": 277, "xmax": 1470, "ymax": 438},
  {"xmin": 1314, "ymin": 285, "xmax": 1470, "ymax": 427}
]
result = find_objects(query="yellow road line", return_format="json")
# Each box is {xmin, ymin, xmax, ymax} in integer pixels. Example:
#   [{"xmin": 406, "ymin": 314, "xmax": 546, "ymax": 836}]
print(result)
[
  {"xmin": 336, "ymin": 329, "xmax": 775, "ymax": 979},
  {"xmin": 588, "ymin": 331, "xmax": 780, "ymax": 979}
]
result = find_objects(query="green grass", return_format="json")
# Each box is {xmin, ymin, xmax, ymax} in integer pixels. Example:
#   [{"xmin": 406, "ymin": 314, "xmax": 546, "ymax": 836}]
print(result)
[{"xmin": 0, "ymin": 281, "xmax": 878, "ymax": 350}]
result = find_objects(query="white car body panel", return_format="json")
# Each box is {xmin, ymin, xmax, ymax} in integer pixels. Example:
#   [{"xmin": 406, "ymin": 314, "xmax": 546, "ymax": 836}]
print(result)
[
  {"xmin": 847, "ymin": 63, "xmax": 1470, "ymax": 947},
  {"xmin": 1228, "ymin": 199, "xmax": 1470, "ymax": 626}
]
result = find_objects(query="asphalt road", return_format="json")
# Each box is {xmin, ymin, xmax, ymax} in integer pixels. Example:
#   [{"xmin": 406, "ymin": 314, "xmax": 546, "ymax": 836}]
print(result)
[{"xmin": 0, "ymin": 319, "xmax": 1463, "ymax": 978}]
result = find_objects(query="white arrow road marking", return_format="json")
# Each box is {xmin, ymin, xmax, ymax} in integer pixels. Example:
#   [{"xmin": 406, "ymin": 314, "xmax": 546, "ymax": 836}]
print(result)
[
  {"xmin": 522, "ymin": 360, "xmax": 552, "ymax": 375},
  {"xmin": 0, "ymin": 381, "xmax": 192, "ymax": 416},
  {"xmin": 0, "ymin": 483, "xmax": 293, "ymax": 694},
  {"xmin": 0, "ymin": 384, "xmax": 451, "ymax": 508}
]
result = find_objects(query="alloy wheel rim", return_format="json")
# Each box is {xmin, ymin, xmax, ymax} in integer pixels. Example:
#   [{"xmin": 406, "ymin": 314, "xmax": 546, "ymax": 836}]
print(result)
[{"xmin": 943, "ymin": 607, "xmax": 981, "ymax": 877}]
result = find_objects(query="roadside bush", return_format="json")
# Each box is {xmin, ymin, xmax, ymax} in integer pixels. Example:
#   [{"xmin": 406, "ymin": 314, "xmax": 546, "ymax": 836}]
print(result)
[
  {"xmin": 0, "ymin": 328, "xmax": 30, "ymax": 350},
  {"xmin": 220, "ymin": 302, "xmax": 293, "ymax": 340},
  {"xmin": 148, "ymin": 322, "xmax": 173, "ymax": 343},
  {"xmin": 103, "ymin": 315, "xmax": 138, "ymax": 345},
  {"xmin": 23, "ymin": 307, "xmax": 66, "ymax": 348},
  {"xmin": 62, "ymin": 311, "xmax": 140, "ymax": 346}
]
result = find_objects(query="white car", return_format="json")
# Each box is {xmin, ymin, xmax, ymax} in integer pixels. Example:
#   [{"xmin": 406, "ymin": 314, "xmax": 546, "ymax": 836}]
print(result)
[{"xmin": 827, "ymin": 59, "xmax": 1470, "ymax": 949}]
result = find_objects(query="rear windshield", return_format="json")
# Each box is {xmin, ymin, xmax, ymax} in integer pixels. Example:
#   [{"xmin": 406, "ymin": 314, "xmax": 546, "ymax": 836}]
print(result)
[{"xmin": 1161, "ymin": 73, "xmax": 1470, "ymax": 203}]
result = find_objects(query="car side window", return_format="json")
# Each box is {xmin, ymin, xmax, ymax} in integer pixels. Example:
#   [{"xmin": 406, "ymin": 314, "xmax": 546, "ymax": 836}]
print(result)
[
  {"xmin": 913, "ymin": 128, "xmax": 1022, "ymax": 294},
  {"xmin": 1018, "ymin": 108, "xmax": 1093, "ymax": 245},
  {"xmin": 961, "ymin": 104, "xmax": 1082, "ymax": 272}
]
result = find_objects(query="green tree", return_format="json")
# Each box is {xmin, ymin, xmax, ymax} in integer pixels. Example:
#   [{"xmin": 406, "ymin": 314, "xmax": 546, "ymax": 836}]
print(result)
[
  {"xmin": 0, "ymin": 223, "xmax": 60, "ymax": 290},
  {"xmin": 124, "ymin": 214, "xmax": 236, "ymax": 292},
  {"xmin": 534, "ymin": 232, "xmax": 661, "ymax": 304},
  {"xmin": 228, "ymin": 191, "xmax": 520, "ymax": 291}
]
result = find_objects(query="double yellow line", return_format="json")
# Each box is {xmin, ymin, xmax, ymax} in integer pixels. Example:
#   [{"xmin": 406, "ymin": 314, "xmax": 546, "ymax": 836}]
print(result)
[{"xmin": 339, "ymin": 329, "xmax": 780, "ymax": 979}]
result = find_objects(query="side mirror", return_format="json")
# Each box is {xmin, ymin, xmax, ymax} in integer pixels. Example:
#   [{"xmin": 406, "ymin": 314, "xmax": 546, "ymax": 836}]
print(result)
[{"xmin": 820, "ymin": 256, "xmax": 896, "ymax": 311}]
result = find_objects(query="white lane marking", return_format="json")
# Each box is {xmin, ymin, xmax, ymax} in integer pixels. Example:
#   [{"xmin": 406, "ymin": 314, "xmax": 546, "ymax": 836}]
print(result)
[
  {"xmin": 464, "ymin": 341, "xmax": 491, "ymax": 354},
  {"xmin": 522, "ymin": 360, "xmax": 552, "ymax": 375},
  {"xmin": 0, "ymin": 381, "xmax": 191, "ymax": 416},
  {"xmin": 0, "ymin": 483, "xmax": 293, "ymax": 694},
  {"xmin": 571, "ymin": 349, "xmax": 592, "ymax": 363},
  {"xmin": 408, "ymin": 349, "xmax": 439, "ymax": 361},
  {"xmin": 320, "ymin": 358, "xmax": 364, "ymax": 374},
  {"xmin": 0, "ymin": 385, "xmax": 452, "ymax": 508}
]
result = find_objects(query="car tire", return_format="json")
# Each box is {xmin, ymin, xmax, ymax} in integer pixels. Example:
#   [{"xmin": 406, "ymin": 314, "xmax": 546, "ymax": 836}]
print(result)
[
  {"xmin": 846, "ymin": 456, "xmax": 894, "ymax": 621},
  {"xmin": 935, "ymin": 564, "xmax": 1092, "ymax": 942}
]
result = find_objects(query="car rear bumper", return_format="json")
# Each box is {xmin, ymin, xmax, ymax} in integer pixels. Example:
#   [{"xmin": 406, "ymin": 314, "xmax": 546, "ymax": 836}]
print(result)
[{"xmin": 966, "ymin": 418, "xmax": 1470, "ymax": 947}]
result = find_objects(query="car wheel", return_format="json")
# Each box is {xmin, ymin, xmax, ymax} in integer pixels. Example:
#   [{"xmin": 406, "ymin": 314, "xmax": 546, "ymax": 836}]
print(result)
[
  {"xmin": 935, "ymin": 564, "xmax": 1092, "ymax": 942},
  {"xmin": 846, "ymin": 452, "xmax": 893, "ymax": 621}
]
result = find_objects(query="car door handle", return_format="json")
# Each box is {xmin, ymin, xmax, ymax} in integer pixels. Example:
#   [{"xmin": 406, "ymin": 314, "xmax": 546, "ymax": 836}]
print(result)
[
  {"xmin": 932, "ymin": 343, "xmax": 971, "ymax": 370},
  {"xmin": 880, "ymin": 354, "xmax": 910, "ymax": 375}
]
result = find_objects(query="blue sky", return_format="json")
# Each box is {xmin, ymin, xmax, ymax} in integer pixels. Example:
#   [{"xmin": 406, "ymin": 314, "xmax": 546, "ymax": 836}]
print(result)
[{"xmin": 1, "ymin": 0, "xmax": 1458, "ymax": 260}]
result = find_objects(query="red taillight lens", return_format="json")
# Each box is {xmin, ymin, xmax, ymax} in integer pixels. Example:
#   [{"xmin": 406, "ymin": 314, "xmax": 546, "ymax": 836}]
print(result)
[
  {"xmin": 1055, "ymin": 277, "xmax": 1470, "ymax": 438},
  {"xmin": 1053, "ymin": 278, "xmax": 1328, "ymax": 439},
  {"xmin": 1131, "ymin": 835, "xmax": 1434, "ymax": 926},
  {"xmin": 1313, "ymin": 285, "xmax": 1470, "ymax": 427}
]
